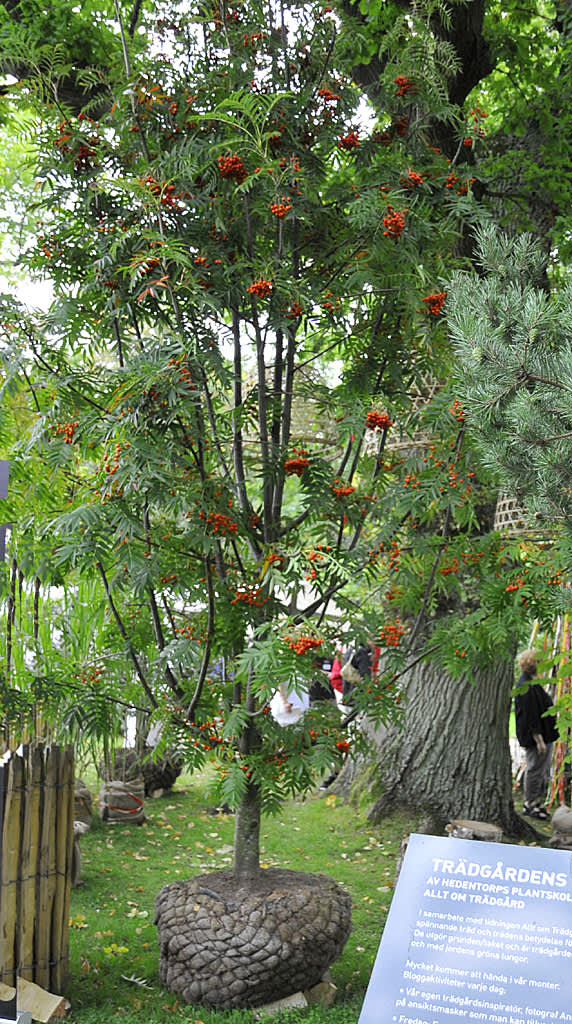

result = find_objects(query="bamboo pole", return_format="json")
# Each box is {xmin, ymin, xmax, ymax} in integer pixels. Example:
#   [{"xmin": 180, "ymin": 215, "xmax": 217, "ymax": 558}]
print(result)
[
  {"xmin": 50, "ymin": 746, "xmax": 73, "ymax": 992},
  {"xmin": 19, "ymin": 745, "xmax": 43, "ymax": 982},
  {"xmin": 37, "ymin": 745, "xmax": 57, "ymax": 990},
  {"xmin": 0, "ymin": 752, "xmax": 23, "ymax": 987}
]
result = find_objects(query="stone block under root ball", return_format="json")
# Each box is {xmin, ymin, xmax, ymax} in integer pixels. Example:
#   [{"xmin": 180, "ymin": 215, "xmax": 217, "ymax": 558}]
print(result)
[
  {"xmin": 74, "ymin": 778, "xmax": 93, "ymax": 827},
  {"xmin": 154, "ymin": 868, "xmax": 352, "ymax": 1009}
]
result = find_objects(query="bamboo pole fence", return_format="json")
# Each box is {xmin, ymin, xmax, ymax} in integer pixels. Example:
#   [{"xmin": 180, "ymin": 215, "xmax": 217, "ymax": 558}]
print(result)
[{"xmin": 0, "ymin": 743, "xmax": 74, "ymax": 993}]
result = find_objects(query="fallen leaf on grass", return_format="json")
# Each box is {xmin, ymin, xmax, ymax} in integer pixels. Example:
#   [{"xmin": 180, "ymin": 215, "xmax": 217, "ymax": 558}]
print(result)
[
  {"xmin": 69, "ymin": 913, "xmax": 88, "ymax": 929},
  {"xmin": 121, "ymin": 974, "xmax": 154, "ymax": 990}
]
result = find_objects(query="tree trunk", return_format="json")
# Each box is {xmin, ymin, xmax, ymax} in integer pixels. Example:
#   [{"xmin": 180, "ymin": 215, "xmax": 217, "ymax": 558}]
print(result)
[
  {"xmin": 340, "ymin": 653, "xmax": 535, "ymax": 840},
  {"xmin": 233, "ymin": 779, "xmax": 262, "ymax": 883}
]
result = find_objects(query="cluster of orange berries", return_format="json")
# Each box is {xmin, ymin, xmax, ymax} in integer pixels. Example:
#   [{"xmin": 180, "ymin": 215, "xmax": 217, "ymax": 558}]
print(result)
[
  {"xmin": 168, "ymin": 356, "xmax": 195, "ymax": 388},
  {"xmin": 368, "ymin": 539, "xmax": 385, "ymax": 563},
  {"xmin": 52, "ymin": 120, "xmax": 73, "ymax": 155},
  {"xmin": 372, "ymin": 116, "xmax": 408, "ymax": 145},
  {"xmin": 175, "ymin": 623, "xmax": 200, "ymax": 638},
  {"xmin": 401, "ymin": 170, "xmax": 425, "ymax": 188},
  {"xmin": 287, "ymin": 301, "xmax": 303, "ymax": 319},
  {"xmin": 548, "ymin": 570, "xmax": 564, "ymax": 586},
  {"xmin": 464, "ymin": 105, "xmax": 488, "ymax": 147},
  {"xmin": 440, "ymin": 552, "xmax": 485, "ymax": 577},
  {"xmin": 103, "ymin": 441, "xmax": 129, "ymax": 475},
  {"xmin": 218, "ymin": 153, "xmax": 248, "ymax": 183},
  {"xmin": 507, "ymin": 581, "xmax": 528, "ymax": 598},
  {"xmin": 37, "ymin": 234, "xmax": 61, "ymax": 260},
  {"xmin": 383, "ymin": 205, "xmax": 407, "ymax": 238},
  {"xmin": 447, "ymin": 464, "xmax": 473, "ymax": 493},
  {"xmin": 331, "ymin": 480, "xmax": 355, "ymax": 498},
  {"xmin": 422, "ymin": 291, "xmax": 447, "ymax": 315},
  {"xmin": 445, "ymin": 172, "xmax": 475, "ymax": 196},
  {"xmin": 242, "ymin": 30, "xmax": 264, "ymax": 47},
  {"xmin": 74, "ymin": 140, "xmax": 100, "ymax": 172},
  {"xmin": 264, "ymin": 552, "xmax": 284, "ymax": 569},
  {"xmin": 51, "ymin": 420, "xmax": 79, "ymax": 444},
  {"xmin": 322, "ymin": 290, "xmax": 340, "ymax": 312},
  {"xmin": 284, "ymin": 635, "xmax": 324, "ymax": 654},
  {"xmin": 53, "ymin": 118, "xmax": 101, "ymax": 172},
  {"xmin": 317, "ymin": 87, "xmax": 340, "ymax": 102},
  {"xmin": 141, "ymin": 174, "xmax": 182, "ymax": 209},
  {"xmin": 284, "ymin": 449, "xmax": 309, "ymax": 476},
  {"xmin": 160, "ymin": 573, "xmax": 178, "ymax": 584},
  {"xmin": 230, "ymin": 584, "xmax": 266, "ymax": 606},
  {"xmin": 247, "ymin": 278, "xmax": 273, "ymax": 298},
  {"xmin": 305, "ymin": 545, "xmax": 329, "ymax": 580},
  {"xmin": 75, "ymin": 664, "xmax": 104, "ymax": 685},
  {"xmin": 337, "ymin": 130, "xmax": 360, "ymax": 149},
  {"xmin": 308, "ymin": 544, "xmax": 330, "ymax": 560},
  {"xmin": 440, "ymin": 557, "xmax": 460, "ymax": 577},
  {"xmin": 370, "ymin": 541, "xmax": 401, "ymax": 570},
  {"xmin": 403, "ymin": 471, "xmax": 420, "ymax": 489},
  {"xmin": 270, "ymin": 196, "xmax": 292, "ymax": 218},
  {"xmin": 449, "ymin": 398, "xmax": 465, "ymax": 422},
  {"xmin": 387, "ymin": 541, "xmax": 401, "ymax": 571},
  {"xmin": 379, "ymin": 620, "xmax": 404, "ymax": 646},
  {"xmin": 505, "ymin": 575, "xmax": 528, "ymax": 593},
  {"xmin": 394, "ymin": 75, "xmax": 415, "ymax": 96},
  {"xmin": 200, "ymin": 510, "xmax": 237, "ymax": 535},
  {"xmin": 365, "ymin": 410, "xmax": 393, "ymax": 431}
]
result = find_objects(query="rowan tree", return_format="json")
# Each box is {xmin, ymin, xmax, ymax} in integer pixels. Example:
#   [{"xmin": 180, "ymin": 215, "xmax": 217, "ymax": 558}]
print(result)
[
  {"xmin": 0, "ymin": 0, "xmax": 570, "ymax": 849},
  {"xmin": 0, "ymin": 0, "xmax": 477, "ymax": 872}
]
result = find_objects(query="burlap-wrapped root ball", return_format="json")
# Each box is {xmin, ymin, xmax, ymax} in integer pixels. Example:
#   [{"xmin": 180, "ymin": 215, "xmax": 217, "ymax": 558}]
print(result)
[
  {"xmin": 155, "ymin": 868, "xmax": 352, "ymax": 1009},
  {"xmin": 141, "ymin": 751, "xmax": 182, "ymax": 797},
  {"xmin": 99, "ymin": 747, "xmax": 182, "ymax": 797}
]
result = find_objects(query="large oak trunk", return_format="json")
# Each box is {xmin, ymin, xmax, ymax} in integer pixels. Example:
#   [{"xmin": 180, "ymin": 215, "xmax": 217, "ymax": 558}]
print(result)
[{"xmin": 340, "ymin": 653, "xmax": 534, "ymax": 839}]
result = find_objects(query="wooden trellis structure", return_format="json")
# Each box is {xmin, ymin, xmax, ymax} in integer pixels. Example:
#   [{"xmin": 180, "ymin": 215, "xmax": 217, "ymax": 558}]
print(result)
[
  {"xmin": 372, "ymin": 372, "xmax": 443, "ymax": 456},
  {"xmin": 493, "ymin": 492, "xmax": 527, "ymax": 535},
  {"xmin": 0, "ymin": 744, "xmax": 74, "ymax": 993}
]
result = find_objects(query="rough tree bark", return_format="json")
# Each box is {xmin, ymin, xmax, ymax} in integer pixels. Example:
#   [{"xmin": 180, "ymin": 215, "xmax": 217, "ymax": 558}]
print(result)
[
  {"xmin": 233, "ymin": 779, "xmax": 262, "ymax": 884},
  {"xmin": 338, "ymin": 652, "xmax": 536, "ymax": 840}
]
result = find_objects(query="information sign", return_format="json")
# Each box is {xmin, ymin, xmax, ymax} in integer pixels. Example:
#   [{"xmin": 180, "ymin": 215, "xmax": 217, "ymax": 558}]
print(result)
[{"xmin": 358, "ymin": 832, "xmax": 572, "ymax": 1024}]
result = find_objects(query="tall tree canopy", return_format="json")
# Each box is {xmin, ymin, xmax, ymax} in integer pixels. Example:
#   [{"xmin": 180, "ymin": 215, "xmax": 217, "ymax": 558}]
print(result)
[{"xmin": 0, "ymin": 0, "xmax": 569, "ymax": 849}]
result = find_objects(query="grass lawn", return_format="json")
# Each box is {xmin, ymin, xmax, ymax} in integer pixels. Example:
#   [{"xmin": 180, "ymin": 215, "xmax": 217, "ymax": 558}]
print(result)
[
  {"xmin": 66, "ymin": 765, "xmax": 553, "ymax": 1024},
  {"xmin": 67, "ymin": 769, "xmax": 414, "ymax": 1024}
]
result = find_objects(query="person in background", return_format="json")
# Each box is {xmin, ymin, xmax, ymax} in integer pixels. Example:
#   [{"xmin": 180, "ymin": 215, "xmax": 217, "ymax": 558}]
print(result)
[
  {"xmin": 318, "ymin": 650, "xmax": 347, "ymax": 791},
  {"xmin": 329, "ymin": 650, "xmax": 345, "ymax": 710},
  {"xmin": 308, "ymin": 655, "xmax": 335, "ymax": 704},
  {"xmin": 515, "ymin": 649, "xmax": 559, "ymax": 820}
]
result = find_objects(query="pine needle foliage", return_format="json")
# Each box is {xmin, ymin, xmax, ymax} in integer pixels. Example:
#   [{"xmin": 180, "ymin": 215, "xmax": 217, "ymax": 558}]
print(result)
[{"xmin": 447, "ymin": 225, "xmax": 572, "ymax": 529}]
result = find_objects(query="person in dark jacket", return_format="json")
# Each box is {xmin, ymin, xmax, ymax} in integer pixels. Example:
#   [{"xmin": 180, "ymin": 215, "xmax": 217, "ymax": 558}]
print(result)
[{"xmin": 515, "ymin": 649, "xmax": 559, "ymax": 820}]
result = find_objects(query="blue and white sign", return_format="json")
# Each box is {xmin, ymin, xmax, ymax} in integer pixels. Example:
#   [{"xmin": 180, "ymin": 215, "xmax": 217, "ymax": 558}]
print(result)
[{"xmin": 358, "ymin": 833, "xmax": 572, "ymax": 1024}]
